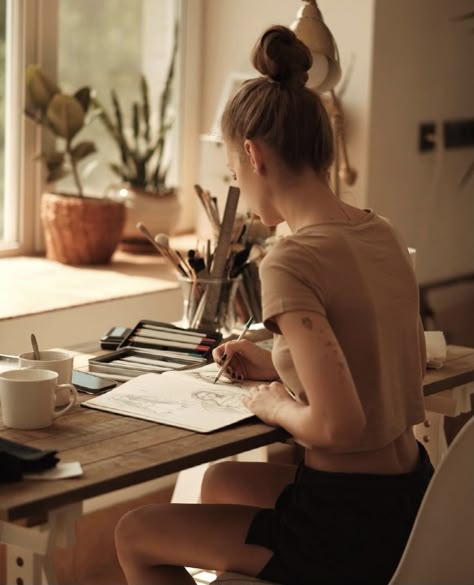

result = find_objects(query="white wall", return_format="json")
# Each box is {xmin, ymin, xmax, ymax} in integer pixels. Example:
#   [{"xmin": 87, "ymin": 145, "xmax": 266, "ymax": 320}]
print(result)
[
  {"xmin": 200, "ymin": 0, "xmax": 474, "ymax": 284},
  {"xmin": 201, "ymin": 0, "xmax": 300, "ymax": 135},
  {"xmin": 0, "ymin": 290, "xmax": 182, "ymax": 355},
  {"xmin": 368, "ymin": 0, "xmax": 474, "ymax": 283},
  {"xmin": 200, "ymin": 0, "xmax": 375, "ymax": 207}
]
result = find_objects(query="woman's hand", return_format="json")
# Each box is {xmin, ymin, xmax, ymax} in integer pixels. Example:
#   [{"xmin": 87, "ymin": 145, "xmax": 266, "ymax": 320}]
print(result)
[
  {"xmin": 242, "ymin": 381, "xmax": 294, "ymax": 427},
  {"xmin": 212, "ymin": 339, "xmax": 278, "ymax": 381}
]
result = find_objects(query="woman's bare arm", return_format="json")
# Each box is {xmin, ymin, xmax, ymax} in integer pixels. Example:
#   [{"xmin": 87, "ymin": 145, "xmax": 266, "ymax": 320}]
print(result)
[{"xmin": 244, "ymin": 310, "xmax": 366, "ymax": 449}]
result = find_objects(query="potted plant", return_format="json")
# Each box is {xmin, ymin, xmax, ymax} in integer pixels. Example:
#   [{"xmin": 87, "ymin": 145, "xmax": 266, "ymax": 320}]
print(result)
[
  {"xmin": 25, "ymin": 65, "xmax": 125, "ymax": 265},
  {"xmin": 92, "ymin": 24, "xmax": 181, "ymax": 252}
]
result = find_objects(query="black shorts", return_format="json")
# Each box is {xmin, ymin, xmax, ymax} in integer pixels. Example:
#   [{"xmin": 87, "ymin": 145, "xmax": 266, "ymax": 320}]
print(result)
[{"xmin": 246, "ymin": 442, "xmax": 434, "ymax": 585}]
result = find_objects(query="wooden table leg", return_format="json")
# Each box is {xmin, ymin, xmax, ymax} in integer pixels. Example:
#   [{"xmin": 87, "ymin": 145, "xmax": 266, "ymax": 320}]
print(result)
[
  {"xmin": 414, "ymin": 382, "xmax": 474, "ymax": 466},
  {"xmin": 0, "ymin": 502, "xmax": 82, "ymax": 585},
  {"xmin": 414, "ymin": 411, "xmax": 448, "ymax": 467}
]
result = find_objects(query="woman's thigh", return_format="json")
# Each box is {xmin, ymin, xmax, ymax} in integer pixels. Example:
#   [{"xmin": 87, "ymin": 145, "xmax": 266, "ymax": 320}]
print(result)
[
  {"xmin": 116, "ymin": 502, "xmax": 274, "ymax": 576},
  {"xmin": 201, "ymin": 460, "xmax": 297, "ymax": 507}
]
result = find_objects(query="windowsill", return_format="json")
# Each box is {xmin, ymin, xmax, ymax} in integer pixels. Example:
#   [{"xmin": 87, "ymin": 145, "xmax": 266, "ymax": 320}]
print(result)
[{"xmin": 0, "ymin": 234, "xmax": 196, "ymax": 321}]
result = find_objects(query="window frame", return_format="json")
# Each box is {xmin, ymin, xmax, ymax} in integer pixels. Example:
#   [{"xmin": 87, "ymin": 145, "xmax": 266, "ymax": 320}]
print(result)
[{"xmin": 0, "ymin": 0, "xmax": 200, "ymax": 259}]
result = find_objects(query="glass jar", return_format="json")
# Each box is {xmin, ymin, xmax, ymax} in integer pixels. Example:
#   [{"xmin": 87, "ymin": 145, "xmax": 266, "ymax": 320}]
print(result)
[{"xmin": 177, "ymin": 274, "xmax": 242, "ymax": 337}]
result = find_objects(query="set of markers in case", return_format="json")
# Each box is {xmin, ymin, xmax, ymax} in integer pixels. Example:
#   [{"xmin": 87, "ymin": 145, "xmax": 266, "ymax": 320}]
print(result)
[{"xmin": 89, "ymin": 320, "xmax": 222, "ymax": 380}]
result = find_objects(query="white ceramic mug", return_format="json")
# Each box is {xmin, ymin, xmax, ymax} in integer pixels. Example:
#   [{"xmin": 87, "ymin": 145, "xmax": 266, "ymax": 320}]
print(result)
[
  {"xmin": 0, "ymin": 368, "xmax": 77, "ymax": 430},
  {"xmin": 18, "ymin": 350, "xmax": 74, "ymax": 406}
]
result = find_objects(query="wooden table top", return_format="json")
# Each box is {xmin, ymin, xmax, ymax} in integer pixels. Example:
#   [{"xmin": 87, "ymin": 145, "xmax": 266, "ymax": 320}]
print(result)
[
  {"xmin": 423, "ymin": 345, "xmax": 474, "ymax": 396},
  {"xmin": 1, "ymin": 344, "xmax": 473, "ymax": 523}
]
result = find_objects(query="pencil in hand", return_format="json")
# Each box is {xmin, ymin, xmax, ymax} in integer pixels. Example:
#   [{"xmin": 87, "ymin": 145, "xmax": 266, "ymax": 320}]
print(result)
[{"xmin": 213, "ymin": 317, "xmax": 254, "ymax": 384}]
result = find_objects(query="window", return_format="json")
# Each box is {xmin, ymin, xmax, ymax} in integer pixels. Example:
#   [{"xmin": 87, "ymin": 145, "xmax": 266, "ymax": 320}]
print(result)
[
  {"xmin": 0, "ymin": 0, "xmax": 199, "ymax": 258},
  {"xmin": 57, "ymin": 0, "xmax": 179, "ymax": 197}
]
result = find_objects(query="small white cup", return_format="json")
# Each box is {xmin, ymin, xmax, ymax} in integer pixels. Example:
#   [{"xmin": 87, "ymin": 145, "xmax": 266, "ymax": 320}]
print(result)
[
  {"xmin": 18, "ymin": 350, "xmax": 74, "ymax": 406},
  {"xmin": 0, "ymin": 368, "xmax": 77, "ymax": 430}
]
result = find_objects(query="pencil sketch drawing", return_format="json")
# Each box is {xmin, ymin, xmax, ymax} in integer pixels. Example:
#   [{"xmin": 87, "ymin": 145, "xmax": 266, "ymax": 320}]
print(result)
[
  {"xmin": 192, "ymin": 390, "xmax": 249, "ymax": 414},
  {"xmin": 104, "ymin": 393, "xmax": 192, "ymax": 419},
  {"xmin": 86, "ymin": 365, "xmax": 255, "ymax": 432}
]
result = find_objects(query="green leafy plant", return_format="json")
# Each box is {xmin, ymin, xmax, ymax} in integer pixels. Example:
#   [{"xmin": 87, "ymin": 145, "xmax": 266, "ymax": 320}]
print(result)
[
  {"xmin": 92, "ymin": 23, "xmax": 179, "ymax": 193},
  {"xmin": 24, "ymin": 65, "xmax": 97, "ymax": 197}
]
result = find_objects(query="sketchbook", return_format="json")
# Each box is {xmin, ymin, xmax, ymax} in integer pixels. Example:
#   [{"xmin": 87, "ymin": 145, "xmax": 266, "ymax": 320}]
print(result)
[{"xmin": 82, "ymin": 363, "xmax": 258, "ymax": 433}]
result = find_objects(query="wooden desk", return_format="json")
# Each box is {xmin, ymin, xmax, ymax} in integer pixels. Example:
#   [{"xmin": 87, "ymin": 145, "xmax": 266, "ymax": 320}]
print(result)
[
  {"xmin": 423, "ymin": 345, "xmax": 474, "ymax": 396},
  {"xmin": 415, "ymin": 345, "xmax": 474, "ymax": 466},
  {"xmin": 0, "ymin": 344, "xmax": 473, "ymax": 585}
]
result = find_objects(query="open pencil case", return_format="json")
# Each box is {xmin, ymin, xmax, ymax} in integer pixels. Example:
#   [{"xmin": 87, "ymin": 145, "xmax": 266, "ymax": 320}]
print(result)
[
  {"xmin": 89, "ymin": 320, "xmax": 222, "ymax": 379},
  {"xmin": 118, "ymin": 320, "xmax": 222, "ymax": 358}
]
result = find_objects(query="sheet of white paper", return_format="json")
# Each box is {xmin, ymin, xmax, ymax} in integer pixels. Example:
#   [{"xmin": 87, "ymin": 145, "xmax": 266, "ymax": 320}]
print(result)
[
  {"xmin": 83, "ymin": 363, "xmax": 258, "ymax": 433},
  {"xmin": 24, "ymin": 461, "xmax": 83, "ymax": 480},
  {"xmin": 424, "ymin": 331, "xmax": 447, "ymax": 369}
]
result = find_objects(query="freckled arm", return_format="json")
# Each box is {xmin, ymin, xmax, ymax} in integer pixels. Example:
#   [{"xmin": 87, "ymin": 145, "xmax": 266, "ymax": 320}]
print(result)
[{"xmin": 272, "ymin": 310, "xmax": 366, "ymax": 449}]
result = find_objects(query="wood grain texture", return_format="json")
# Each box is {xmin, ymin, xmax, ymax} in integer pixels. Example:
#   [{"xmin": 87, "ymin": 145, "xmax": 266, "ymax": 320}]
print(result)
[
  {"xmin": 1, "ymin": 345, "xmax": 472, "ymax": 522},
  {"xmin": 0, "ymin": 401, "xmax": 287, "ymax": 521},
  {"xmin": 424, "ymin": 346, "xmax": 474, "ymax": 396}
]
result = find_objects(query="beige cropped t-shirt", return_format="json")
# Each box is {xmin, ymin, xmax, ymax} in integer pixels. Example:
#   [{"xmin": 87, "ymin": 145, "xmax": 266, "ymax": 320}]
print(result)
[{"xmin": 259, "ymin": 211, "xmax": 426, "ymax": 452}]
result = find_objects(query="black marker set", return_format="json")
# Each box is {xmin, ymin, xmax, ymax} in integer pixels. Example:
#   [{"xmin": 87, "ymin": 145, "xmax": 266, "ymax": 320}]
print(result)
[{"xmin": 89, "ymin": 320, "xmax": 222, "ymax": 380}]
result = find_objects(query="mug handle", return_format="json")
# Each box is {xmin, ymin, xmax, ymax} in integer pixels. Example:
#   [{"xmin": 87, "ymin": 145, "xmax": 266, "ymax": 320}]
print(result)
[{"xmin": 53, "ymin": 384, "xmax": 78, "ymax": 418}]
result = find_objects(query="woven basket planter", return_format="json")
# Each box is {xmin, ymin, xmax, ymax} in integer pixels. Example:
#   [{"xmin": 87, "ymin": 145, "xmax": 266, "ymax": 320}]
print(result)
[{"xmin": 40, "ymin": 193, "xmax": 126, "ymax": 265}]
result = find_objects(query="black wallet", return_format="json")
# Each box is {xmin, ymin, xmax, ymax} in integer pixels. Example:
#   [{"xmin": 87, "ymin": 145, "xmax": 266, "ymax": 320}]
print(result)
[{"xmin": 0, "ymin": 437, "xmax": 59, "ymax": 482}]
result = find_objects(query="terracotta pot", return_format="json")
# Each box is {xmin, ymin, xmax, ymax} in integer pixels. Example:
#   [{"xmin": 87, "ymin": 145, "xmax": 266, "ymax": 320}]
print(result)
[
  {"xmin": 40, "ymin": 193, "xmax": 125, "ymax": 265},
  {"xmin": 116, "ymin": 186, "xmax": 181, "ymax": 253}
]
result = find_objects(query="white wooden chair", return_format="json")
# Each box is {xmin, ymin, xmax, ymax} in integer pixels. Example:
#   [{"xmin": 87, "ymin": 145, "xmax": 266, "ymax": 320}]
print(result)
[{"xmin": 213, "ymin": 417, "xmax": 474, "ymax": 585}]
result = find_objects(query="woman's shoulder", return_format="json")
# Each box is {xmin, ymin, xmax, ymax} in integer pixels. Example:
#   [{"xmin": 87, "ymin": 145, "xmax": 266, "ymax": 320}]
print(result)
[
  {"xmin": 261, "ymin": 233, "xmax": 321, "ymax": 267},
  {"xmin": 259, "ymin": 233, "xmax": 329, "ymax": 286},
  {"xmin": 263, "ymin": 225, "xmax": 348, "ymax": 262}
]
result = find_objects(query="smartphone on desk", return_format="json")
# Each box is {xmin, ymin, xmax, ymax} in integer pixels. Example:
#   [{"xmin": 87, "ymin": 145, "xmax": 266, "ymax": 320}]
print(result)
[
  {"xmin": 72, "ymin": 370, "xmax": 117, "ymax": 394},
  {"xmin": 100, "ymin": 326, "xmax": 132, "ymax": 350}
]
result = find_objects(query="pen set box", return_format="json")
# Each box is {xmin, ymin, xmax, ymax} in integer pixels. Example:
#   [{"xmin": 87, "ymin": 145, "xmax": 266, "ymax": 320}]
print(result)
[{"xmin": 89, "ymin": 320, "xmax": 222, "ymax": 379}]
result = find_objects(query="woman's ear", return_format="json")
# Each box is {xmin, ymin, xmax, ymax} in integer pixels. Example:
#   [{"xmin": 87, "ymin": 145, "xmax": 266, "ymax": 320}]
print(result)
[{"xmin": 244, "ymin": 139, "xmax": 265, "ymax": 175}]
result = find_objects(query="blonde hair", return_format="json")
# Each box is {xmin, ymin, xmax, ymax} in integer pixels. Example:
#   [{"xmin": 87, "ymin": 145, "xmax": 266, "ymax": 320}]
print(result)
[{"xmin": 221, "ymin": 25, "xmax": 334, "ymax": 175}]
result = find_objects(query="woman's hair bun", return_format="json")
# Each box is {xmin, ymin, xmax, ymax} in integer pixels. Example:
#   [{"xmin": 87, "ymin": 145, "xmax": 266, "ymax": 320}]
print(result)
[{"xmin": 252, "ymin": 25, "xmax": 312, "ymax": 89}]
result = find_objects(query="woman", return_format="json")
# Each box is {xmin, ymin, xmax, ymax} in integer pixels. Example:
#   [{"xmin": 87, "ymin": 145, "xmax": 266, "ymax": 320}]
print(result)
[{"xmin": 115, "ymin": 25, "xmax": 433, "ymax": 585}]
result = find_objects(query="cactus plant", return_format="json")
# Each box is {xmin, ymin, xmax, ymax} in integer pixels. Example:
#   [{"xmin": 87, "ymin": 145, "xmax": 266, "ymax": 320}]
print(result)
[
  {"xmin": 92, "ymin": 22, "xmax": 179, "ymax": 194},
  {"xmin": 24, "ymin": 64, "xmax": 97, "ymax": 197}
]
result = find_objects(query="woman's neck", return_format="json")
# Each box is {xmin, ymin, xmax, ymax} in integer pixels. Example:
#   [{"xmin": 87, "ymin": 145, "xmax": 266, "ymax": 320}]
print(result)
[{"xmin": 273, "ymin": 168, "xmax": 354, "ymax": 232}]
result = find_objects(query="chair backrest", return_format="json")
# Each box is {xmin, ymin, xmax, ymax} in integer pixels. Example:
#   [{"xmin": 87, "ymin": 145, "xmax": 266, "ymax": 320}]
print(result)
[{"xmin": 389, "ymin": 417, "xmax": 474, "ymax": 585}]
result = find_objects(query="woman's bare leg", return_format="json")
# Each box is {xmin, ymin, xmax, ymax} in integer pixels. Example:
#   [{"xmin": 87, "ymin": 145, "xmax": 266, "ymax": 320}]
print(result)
[
  {"xmin": 116, "ymin": 503, "xmax": 270, "ymax": 585},
  {"xmin": 116, "ymin": 461, "xmax": 297, "ymax": 585},
  {"xmin": 201, "ymin": 460, "xmax": 297, "ymax": 506}
]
